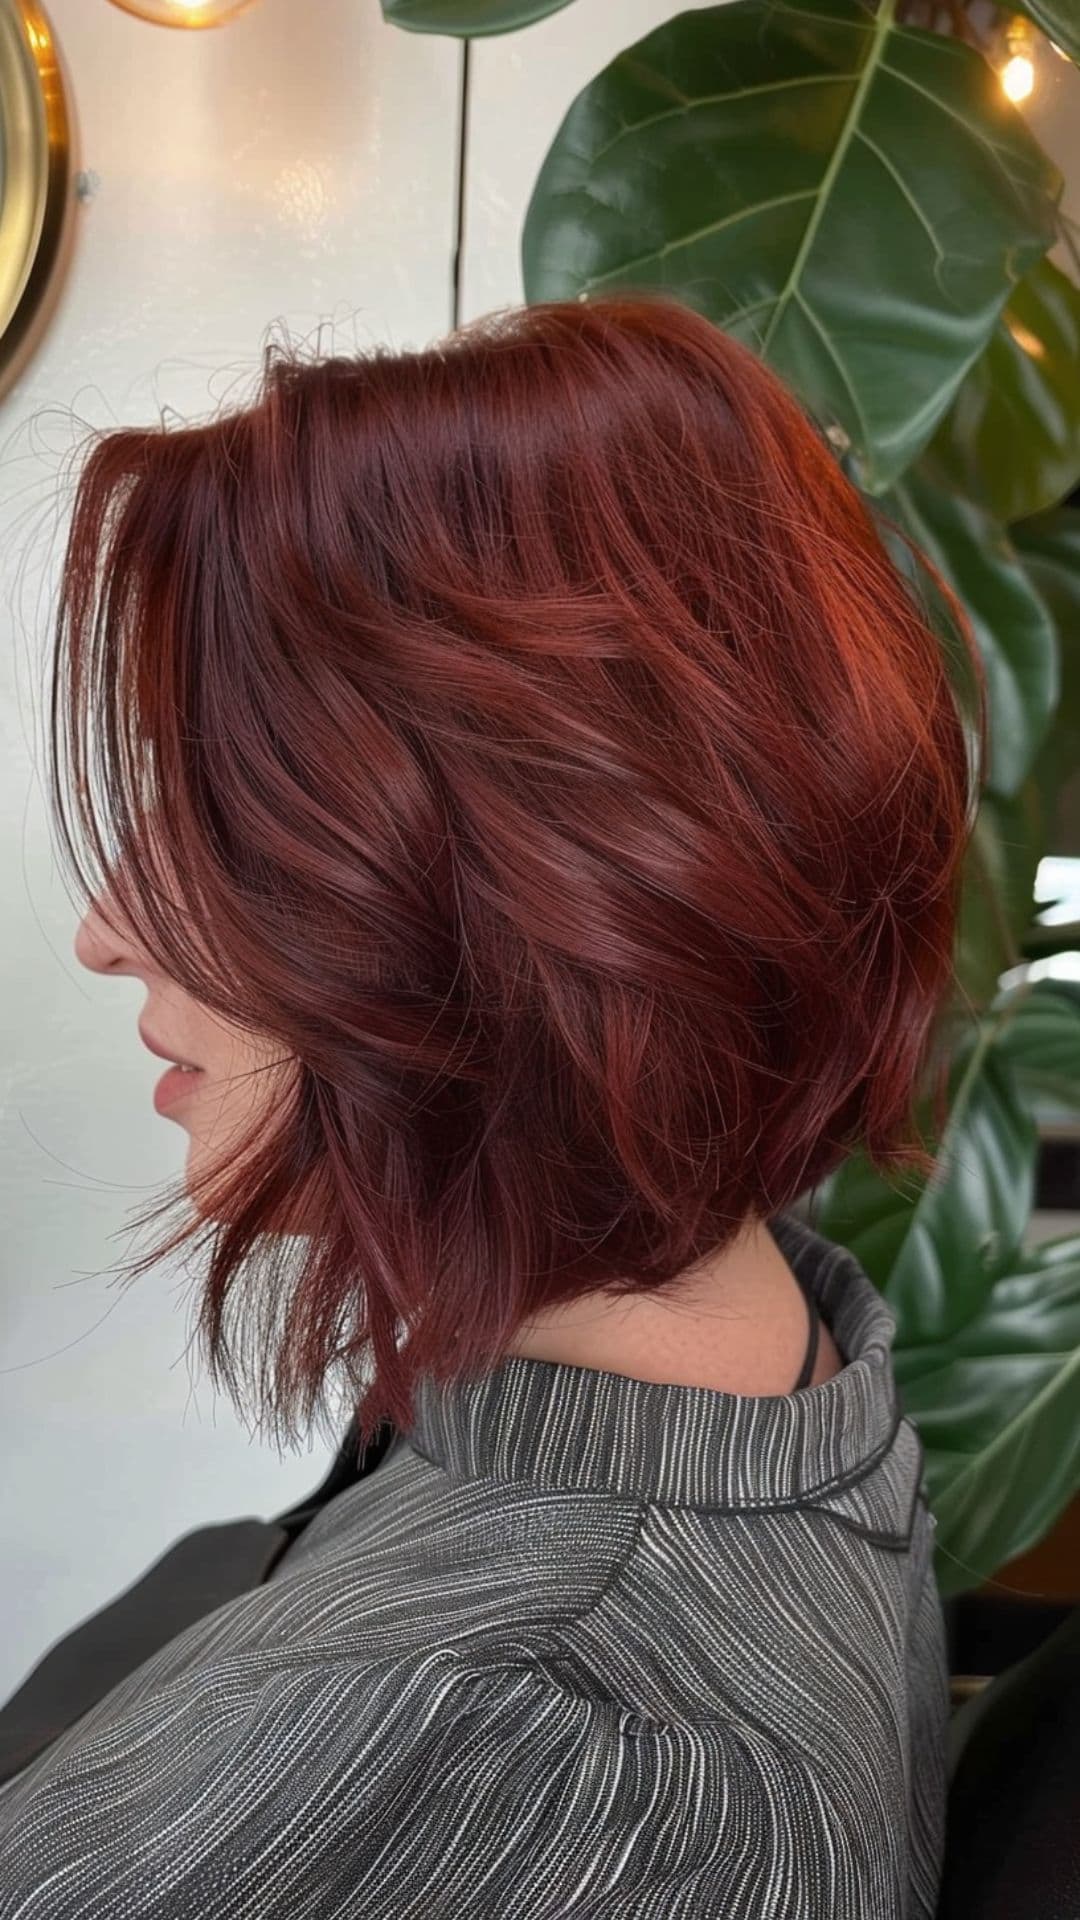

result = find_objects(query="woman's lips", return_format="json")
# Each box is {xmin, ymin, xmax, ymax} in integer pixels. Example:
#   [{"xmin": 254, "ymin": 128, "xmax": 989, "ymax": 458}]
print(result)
[{"xmin": 153, "ymin": 1064, "xmax": 203, "ymax": 1114}]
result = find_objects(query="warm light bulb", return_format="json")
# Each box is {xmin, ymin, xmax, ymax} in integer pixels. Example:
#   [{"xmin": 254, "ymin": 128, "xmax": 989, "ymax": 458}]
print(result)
[
  {"xmin": 1001, "ymin": 52, "xmax": 1036, "ymax": 101},
  {"xmin": 107, "ymin": 0, "xmax": 261, "ymax": 25}
]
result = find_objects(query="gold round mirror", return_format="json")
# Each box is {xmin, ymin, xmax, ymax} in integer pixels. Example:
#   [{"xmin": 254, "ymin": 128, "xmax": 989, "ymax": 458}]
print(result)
[{"xmin": 0, "ymin": 0, "xmax": 71, "ymax": 400}]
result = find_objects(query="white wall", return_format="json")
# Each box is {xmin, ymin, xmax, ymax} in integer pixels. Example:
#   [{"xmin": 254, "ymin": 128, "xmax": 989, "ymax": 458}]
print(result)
[{"xmin": 1, "ymin": 0, "xmax": 1078, "ymax": 1708}]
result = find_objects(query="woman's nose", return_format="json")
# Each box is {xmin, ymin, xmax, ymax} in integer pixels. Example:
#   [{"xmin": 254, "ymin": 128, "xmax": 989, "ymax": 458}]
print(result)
[{"xmin": 74, "ymin": 893, "xmax": 140, "ymax": 977}]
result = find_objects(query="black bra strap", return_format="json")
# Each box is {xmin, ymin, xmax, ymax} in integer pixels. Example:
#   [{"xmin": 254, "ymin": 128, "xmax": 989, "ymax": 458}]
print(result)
[{"xmin": 791, "ymin": 1284, "xmax": 821, "ymax": 1392}]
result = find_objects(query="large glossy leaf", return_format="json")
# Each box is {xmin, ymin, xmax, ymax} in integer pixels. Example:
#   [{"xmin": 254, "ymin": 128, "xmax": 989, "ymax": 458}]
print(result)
[
  {"xmin": 955, "ymin": 782, "xmax": 1045, "ymax": 1006},
  {"xmin": 928, "ymin": 259, "xmax": 1080, "ymax": 524},
  {"xmin": 381, "ymin": 0, "xmax": 575, "ymax": 31},
  {"xmin": 522, "ymin": 0, "xmax": 1062, "ymax": 492},
  {"xmin": 889, "ymin": 467, "xmax": 1058, "ymax": 798},
  {"xmin": 808, "ymin": 1012, "xmax": 1038, "ymax": 1346},
  {"xmin": 895, "ymin": 1236, "xmax": 1080, "ymax": 1596},
  {"xmin": 1014, "ymin": 507, "xmax": 1080, "ymax": 634},
  {"xmin": 1013, "ymin": 507, "xmax": 1080, "ymax": 847},
  {"xmin": 991, "ymin": 978, "xmax": 1080, "ymax": 1112},
  {"xmin": 1009, "ymin": 2, "xmax": 1080, "ymax": 61}
]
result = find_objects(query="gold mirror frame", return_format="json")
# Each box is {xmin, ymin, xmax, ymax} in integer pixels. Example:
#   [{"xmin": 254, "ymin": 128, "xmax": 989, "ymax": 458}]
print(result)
[{"xmin": 0, "ymin": 0, "xmax": 72, "ymax": 402}]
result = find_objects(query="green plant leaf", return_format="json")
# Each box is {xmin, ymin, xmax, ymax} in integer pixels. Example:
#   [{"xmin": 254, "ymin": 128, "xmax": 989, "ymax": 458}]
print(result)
[
  {"xmin": 521, "ymin": 0, "xmax": 1061, "ymax": 492},
  {"xmin": 927, "ymin": 259, "xmax": 1080, "ymax": 523},
  {"xmin": 1009, "ymin": 2, "xmax": 1080, "ymax": 61},
  {"xmin": 895, "ymin": 1236, "xmax": 1080, "ymax": 1596},
  {"xmin": 1012, "ymin": 507, "xmax": 1080, "ymax": 848},
  {"xmin": 808, "ymin": 1013, "xmax": 1038, "ymax": 1346},
  {"xmin": 1014, "ymin": 507, "xmax": 1080, "ymax": 631},
  {"xmin": 380, "ymin": 0, "xmax": 576, "ymax": 31},
  {"xmin": 955, "ymin": 782, "xmax": 1046, "ymax": 1005},
  {"xmin": 888, "ymin": 467, "xmax": 1058, "ymax": 799},
  {"xmin": 991, "ymin": 978, "xmax": 1080, "ymax": 1111}
]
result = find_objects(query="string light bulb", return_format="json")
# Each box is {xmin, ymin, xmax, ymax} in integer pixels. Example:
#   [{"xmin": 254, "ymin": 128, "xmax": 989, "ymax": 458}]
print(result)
[
  {"xmin": 107, "ymin": 0, "xmax": 261, "ymax": 25},
  {"xmin": 1000, "ymin": 16, "xmax": 1037, "ymax": 102}
]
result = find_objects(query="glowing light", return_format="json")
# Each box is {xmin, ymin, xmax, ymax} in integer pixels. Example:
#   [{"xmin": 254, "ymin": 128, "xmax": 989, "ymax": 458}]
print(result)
[
  {"xmin": 1003, "ymin": 315, "xmax": 1046, "ymax": 359},
  {"xmin": 1001, "ymin": 52, "xmax": 1036, "ymax": 101},
  {"xmin": 106, "ymin": 0, "xmax": 261, "ymax": 26}
]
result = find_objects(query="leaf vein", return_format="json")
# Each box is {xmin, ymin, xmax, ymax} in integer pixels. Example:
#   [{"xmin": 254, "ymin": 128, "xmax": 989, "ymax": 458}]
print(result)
[
  {"xmin": 877, "ymin": 59, "xmax": 1048, "ymax": 217},
  {"xmin": 853, "ymin": 127, "xmax": 945, "ymax": 269},
  {"xmin": 588, "ymin": 69, "xmax": 858, "ymax": 170},
  {"xmin": 761, "ymin": 0, "xmax": 895, "ymax": 358},
  {"xmin": 582, "ymin": 189, "xmax": 818, "ymax": 290},
  {"xmin": 793, "ymin": 288, "xmax": 874, "ymax": 456}
]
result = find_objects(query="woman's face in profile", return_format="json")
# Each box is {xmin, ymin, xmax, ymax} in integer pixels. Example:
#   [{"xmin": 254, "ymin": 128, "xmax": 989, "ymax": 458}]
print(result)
[{"xmin": 73, "ymin": 886, "xmax": 294, "ymax": 1205}]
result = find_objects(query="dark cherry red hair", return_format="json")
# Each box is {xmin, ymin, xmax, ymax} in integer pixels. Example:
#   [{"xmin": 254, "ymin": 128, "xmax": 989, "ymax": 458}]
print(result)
[{"xmin": 49, "ymin": 295, "xmax": 984, "ymax": 1446}]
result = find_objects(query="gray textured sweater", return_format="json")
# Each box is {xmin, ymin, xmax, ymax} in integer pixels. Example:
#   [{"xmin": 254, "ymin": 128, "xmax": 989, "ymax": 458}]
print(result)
[{"xmin": 0, "ymin": 1209, "xmax": 947, "ymax": 1917}]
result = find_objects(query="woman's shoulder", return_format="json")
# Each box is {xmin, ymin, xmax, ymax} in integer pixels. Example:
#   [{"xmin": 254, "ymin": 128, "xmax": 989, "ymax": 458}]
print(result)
[{"xmin": 0, "ymin": 1624, "xmax": 939, "ymax": 1919}]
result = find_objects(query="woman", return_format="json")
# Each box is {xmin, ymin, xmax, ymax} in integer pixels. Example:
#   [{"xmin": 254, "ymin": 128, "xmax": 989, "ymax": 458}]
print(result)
[{"xmin": 0, "ymin": 295, "xmax": 979, "ymax": 1917}]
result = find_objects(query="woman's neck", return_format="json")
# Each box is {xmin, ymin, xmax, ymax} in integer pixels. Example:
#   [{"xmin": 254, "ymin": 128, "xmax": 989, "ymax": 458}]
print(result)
[{"xmin": 506, "ymin": 1217, "xmax": 844, "ymax": 1394}]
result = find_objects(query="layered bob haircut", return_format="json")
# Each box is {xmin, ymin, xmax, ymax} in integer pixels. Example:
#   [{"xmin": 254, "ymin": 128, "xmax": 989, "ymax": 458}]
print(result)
[{"xmin": 50, "ymin": 296, "xmax": 984, "ymax": 1446}]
